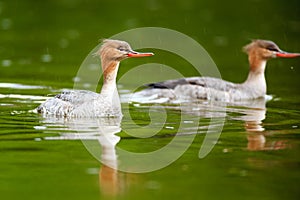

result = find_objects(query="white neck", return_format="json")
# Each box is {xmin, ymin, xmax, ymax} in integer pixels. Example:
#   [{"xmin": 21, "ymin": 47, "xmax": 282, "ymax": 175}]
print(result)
[
  {"xmin": 100, "ymin": 61, "xmax": 121, "ymax": 114},
  {"xmin": 101, "ymin": 62, "xmax": 120, "ymax": 98},
  {"xmin": 243, "ymin": 60, "xmax": 267, "ymax": 96}
]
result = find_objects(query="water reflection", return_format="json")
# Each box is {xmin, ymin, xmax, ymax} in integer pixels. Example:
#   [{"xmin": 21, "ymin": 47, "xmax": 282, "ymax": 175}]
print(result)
[
  {"xmin": 157, "ymin": 97, "xmax": 288, "ymax": 151},
  {"xmin": 36, "ymin": 94, "xmax": 289, "ymax": 197},
  {"xmin": 40, "ymin": 116, "xmax": 135, "ymax": 197},
  {"xmin": 229, "ymin": 98, "xmax": 288, "ymax": 151},
  {"xmin": 179, "ymin": 99, "xmax": 268, "ymax": 151},
  {"xmin": 228, "ymin": 98, "xmax": 267, "ymax": 151}
]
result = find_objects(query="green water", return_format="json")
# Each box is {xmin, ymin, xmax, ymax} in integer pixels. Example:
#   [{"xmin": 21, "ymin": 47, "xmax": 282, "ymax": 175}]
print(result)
[{"xmin": 1, "ymin": 0, "xmax": 300, "ymax": 199}]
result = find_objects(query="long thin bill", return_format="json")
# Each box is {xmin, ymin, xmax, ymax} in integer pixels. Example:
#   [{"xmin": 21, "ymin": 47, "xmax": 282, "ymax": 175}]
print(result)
[
  {"xmin": 127, "ymin": 51, "xmax": 154, "ymax": 58},
  {"xmin": 276, "ymin": 52, "xmax": 300, "ymax": 58}
]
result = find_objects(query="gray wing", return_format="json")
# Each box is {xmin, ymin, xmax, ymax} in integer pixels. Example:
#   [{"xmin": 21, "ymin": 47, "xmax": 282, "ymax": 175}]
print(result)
[
  {"xmin": 37, "ymin": 90, "xmax": 99, "ymax": 115},
  {"xmin": 53, "ymin": 90, "xmax": 99, "ymax": 104},
  {"xmin": 146, "ymin": 76, "xmax": 238, "ymax": 92}
]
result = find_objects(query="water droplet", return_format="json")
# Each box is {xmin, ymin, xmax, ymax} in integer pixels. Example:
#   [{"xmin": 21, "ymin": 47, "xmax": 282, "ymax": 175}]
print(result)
[
  {"xmin": 2, "ymin": 59, "xmax": 11, "ymax": 67},
  {"xmin": 223, "ymin": 148, "xmax": 229, "ymax": 153},
  {"xmin": 41, "ymin": 54, "xmax": 52, "ymax": 63},
  {"xmin": 72, "ymin": 76, "xmax": 81, "ymax": 82}
]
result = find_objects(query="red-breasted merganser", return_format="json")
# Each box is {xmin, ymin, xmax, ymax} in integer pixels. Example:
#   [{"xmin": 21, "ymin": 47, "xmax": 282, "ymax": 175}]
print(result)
[
  {"xmin": 37, "ymin": 39, "xmax": 153, "ymax": 117},
  {"xmin": 135, "ymin": 39, "xmax": 300, "ymax": 102}
]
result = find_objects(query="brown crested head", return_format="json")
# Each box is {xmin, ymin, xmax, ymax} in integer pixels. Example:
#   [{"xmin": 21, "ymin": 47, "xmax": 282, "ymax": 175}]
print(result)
[
  {"xmin": 94, "ymin": 39, "xmax": 154, "ymax": 81},
  {"xmin": 243, "ymin": 39, "xmax": 300, "ymax": 60},
  {"xmin": 243, "ymin": 39, "xmax": 281, "ymax": 60},
  {"xmin": 99, "ymin": 39, "xmax": 133, "ymax": 61},
  {"xmin": 95, "ymin": 39, "xmax": 154, "ymax": 62}
]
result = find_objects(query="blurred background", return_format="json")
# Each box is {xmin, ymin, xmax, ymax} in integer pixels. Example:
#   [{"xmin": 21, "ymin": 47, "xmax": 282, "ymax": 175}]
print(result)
[{"xmin": 1, "ymin": 0, "xmax": 300, "ymax": 200}]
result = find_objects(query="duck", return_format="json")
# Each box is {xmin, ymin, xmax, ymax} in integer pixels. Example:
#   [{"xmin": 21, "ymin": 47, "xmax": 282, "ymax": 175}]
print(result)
[
  {"xmin": 37, "ymin": 39, "xmax": 153, "ymax": 117},
  {"xmin": 134, "ymin": 39, "xmax": 300, "ymax": 102}
]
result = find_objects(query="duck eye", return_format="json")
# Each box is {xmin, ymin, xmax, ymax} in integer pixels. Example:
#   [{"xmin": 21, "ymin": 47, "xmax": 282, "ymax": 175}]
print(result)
[
  {"xmin": 266, "ymin": 46, "xmax": 279, "ymax": 52},
  {"xmin": 118, "ymin": 47, "xmax": 127, "ymax": 52}
]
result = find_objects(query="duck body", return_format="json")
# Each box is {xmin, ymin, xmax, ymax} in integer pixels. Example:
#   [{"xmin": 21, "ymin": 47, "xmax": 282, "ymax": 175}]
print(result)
[
  {"xmin": 142, "ymin": 76, "xmax": 266, "ymax": 102},
  {"xmin": 37, "ymin": 39, "xmax": 153, "ymax": 117},
  {"xmin": 37, "ymin": 90, "xmax": 121, "ymax": 117},
  {"xmin": 134, "ymin": 39, "xmax": 299, "ymax": 103}
]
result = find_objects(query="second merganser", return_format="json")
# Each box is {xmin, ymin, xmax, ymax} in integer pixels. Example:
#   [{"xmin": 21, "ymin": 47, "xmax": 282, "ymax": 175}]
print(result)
[
  {"xmin": 134, "ymin": 39, "xmax": 300, "ymax": 102},
  {"xmin": 37, "ymin": 39, "xmax": 153, "ymax": 117}
]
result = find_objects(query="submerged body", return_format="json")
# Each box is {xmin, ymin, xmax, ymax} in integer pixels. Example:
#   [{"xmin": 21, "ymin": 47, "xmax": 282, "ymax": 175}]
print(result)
[
  {"xmin": 37, "ymin": 39, "xmax": 153, "ymax": 117},
  {"xmin": 134, "ymin": 40, "xmax": 300, "ymax": 102}
]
